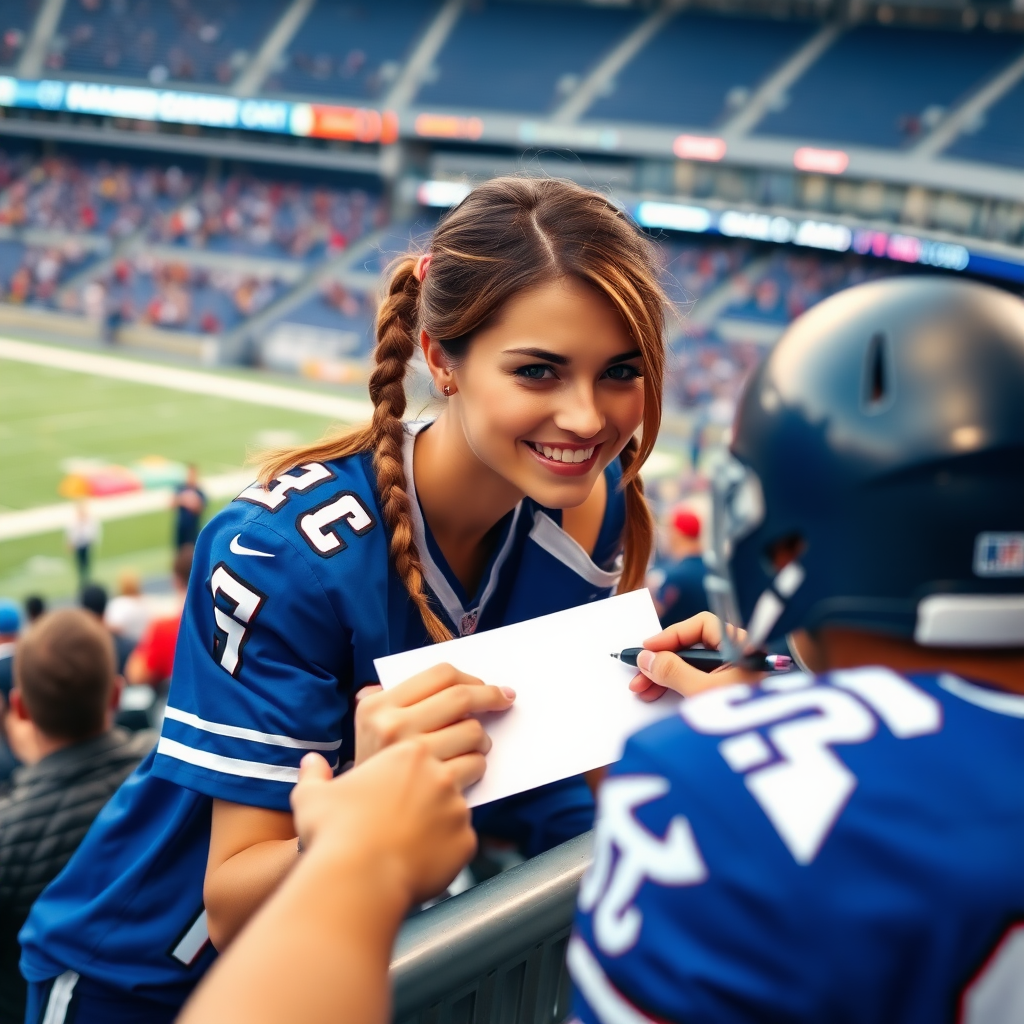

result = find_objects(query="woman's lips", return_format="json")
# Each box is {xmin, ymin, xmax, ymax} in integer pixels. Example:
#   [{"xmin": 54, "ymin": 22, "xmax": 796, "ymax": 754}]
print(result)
[{"xmin": 524, "ymin": 440, "xmax": 602, "ymax": 476}]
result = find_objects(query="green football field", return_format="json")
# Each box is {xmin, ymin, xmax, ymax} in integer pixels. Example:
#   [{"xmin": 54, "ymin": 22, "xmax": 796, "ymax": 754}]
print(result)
[{"xmin": 0, "ymin": 354, "xmax": 342, "ymax": 601}]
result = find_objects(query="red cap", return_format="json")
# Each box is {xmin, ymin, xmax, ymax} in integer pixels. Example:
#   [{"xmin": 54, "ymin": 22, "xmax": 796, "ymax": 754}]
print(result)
[{"xmin": 672, "ymin": 508, "xmax": 701, "ymax": 538}]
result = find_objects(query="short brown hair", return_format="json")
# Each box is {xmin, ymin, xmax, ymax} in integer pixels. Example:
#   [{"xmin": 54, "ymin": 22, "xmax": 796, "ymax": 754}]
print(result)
[{"xmin": 15, "ymin": 609, "xmax": 115, "ymax": 740}]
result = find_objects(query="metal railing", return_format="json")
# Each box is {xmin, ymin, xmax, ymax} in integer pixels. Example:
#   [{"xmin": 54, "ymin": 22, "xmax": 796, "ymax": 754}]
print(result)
[{"xmin": 390, "ymin": 831, "xmax": 593, "ymax": 1024}]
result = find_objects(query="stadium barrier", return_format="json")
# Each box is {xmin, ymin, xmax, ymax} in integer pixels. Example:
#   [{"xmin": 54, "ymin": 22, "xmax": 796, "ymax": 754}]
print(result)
[{"xmin": 390, "ymin": 831, "xmax": 593, "ymax": 1024}]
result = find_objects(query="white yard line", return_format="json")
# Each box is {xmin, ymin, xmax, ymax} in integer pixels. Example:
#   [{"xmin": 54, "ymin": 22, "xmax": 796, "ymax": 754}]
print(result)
[
  {"xmin": 0, "ymin": 470, "xmax": 255, "ymax": 542},
  {"xmin": 0, "ymin": 338, "xmax": 374, "ymax": 421}
]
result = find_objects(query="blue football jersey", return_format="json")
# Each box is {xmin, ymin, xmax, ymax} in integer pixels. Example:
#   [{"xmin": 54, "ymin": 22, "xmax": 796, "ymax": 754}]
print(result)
[
  {"xmin": 570, "ymin": 667, "xmax": 1024, "ymax": 1024},
  {"xmin": 21, "ymin": 424, "xmax": 624, "ymax": 1004}
]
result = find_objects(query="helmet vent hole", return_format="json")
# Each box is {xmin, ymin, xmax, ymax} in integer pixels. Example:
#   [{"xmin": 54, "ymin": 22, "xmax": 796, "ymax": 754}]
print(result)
[{"xmin": 864, "ymin": 332, "xmax": 891, "ymax": 411}]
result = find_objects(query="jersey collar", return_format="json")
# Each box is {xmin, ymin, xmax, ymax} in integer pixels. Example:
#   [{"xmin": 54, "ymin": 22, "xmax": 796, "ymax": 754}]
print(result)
[{"xmin": 403, "ymin": 422, "xmax": 522, "ymax": 637}]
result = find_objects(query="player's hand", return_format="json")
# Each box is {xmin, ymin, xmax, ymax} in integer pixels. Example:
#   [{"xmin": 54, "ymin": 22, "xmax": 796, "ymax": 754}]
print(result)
[
  {"xmin": 291, "ymin": 745, "xmax": 476, "ymax": 907},
  {"xmin": 629, "ymin": 612, "xmax": 754, "ymax": 702},
  {"xmin": 354, "ymin": 663, "xmax": 515, "ymax": 790}
]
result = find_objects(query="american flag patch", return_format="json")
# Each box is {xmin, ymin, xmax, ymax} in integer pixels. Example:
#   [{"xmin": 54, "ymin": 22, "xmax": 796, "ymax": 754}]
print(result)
[{"xmin": 974, "ymin": 533, "xmax": 1024, "ymax": 577}]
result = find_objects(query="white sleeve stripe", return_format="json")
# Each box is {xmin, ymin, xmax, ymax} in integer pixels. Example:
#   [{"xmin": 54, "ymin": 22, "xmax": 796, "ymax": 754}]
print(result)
[
  {"xmin": 163, "ymin": 705, "xmax": 344, "ymax": 751},
  {"xmin": 566, "ymin": 937, "xmax": 659, "ymax": 1024},
  {"xmin": 157, "ymin": 736, "xmax": 306, "ymax": 783}
]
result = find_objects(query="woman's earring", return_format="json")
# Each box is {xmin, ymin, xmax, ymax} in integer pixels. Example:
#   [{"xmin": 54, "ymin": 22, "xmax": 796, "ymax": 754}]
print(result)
[{"xmin": 442, "ymin": 384, "xmax": 453, "ymax": 397}]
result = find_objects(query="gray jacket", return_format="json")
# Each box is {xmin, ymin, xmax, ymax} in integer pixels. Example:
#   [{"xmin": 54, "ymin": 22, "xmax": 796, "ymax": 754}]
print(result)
[{"xmin": 0, "ymin": 728, "xmax": 155, "ymax": 1024}]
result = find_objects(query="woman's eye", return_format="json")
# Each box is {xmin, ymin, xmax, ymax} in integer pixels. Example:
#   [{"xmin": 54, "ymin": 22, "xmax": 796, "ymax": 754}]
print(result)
[
  {"xmin": 604, "ymin": 364, "xmax": 642, "ymax": 381},
  {"xmin": 514, "ymin": 364, "xmax": 556, "ymax": 380}
]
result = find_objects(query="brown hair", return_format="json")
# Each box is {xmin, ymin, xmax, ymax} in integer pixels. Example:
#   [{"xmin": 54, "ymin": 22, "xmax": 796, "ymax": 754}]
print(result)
[
  {"xmin": 262, "ymin": 177, "xmax": 666, "ymax": 641},
  {"xmin": 15, "ymin": 608, "xmax": 114, "ymax": 740}
]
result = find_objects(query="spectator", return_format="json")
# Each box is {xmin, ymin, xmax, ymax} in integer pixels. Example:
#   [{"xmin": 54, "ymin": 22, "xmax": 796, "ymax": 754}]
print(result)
[
  {"xmin": 173, "ymin": 464, "xmax": 206, "ymax": 550},
  {"xmin": 22, "ymin": 597, "xmax": 44, "ymax": 625},
  {"xmin": 0, "ymin": 602, "xmax": 20, "ymax": 788},
  {"xmin": 648, "ymin": 507, "xmax": 709, "ymax": 629},
  {"xmin": 65, "ymin": 501, "xmax": 100, "ymax": 589},
  {"xmin": 0, "ymin": 609, "xmax": 154, "ymax": 1024},
  {"xmin": 125, "ymin": 544, "xmax": 192, "ymax": 687},
  {"xmin": 80, "ymin": 583, "xmax": 133, "ymax": 674},
  {"xmin": 104, "ymin": 570, "xmax": 150, "ymax": 644}
]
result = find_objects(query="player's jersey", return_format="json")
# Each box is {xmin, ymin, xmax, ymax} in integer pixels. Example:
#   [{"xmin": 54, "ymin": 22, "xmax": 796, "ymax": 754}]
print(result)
[
  {"xmin": 570, "ymin": 668, "xmax": 1024, "ymax": 1024},
  {"xmin": 20, "ymin": 423, "xmax": 625, "ymax": 1006}
]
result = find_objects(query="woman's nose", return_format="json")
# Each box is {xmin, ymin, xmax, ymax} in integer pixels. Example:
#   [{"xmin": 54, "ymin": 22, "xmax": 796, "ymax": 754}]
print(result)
[{"xmin": 553, "ymin": 385, "xmax": 604, "ymax": 439}]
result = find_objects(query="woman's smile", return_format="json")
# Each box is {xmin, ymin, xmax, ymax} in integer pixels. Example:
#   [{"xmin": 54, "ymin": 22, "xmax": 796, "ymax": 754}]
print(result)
[{"xmin": 523, "ymin": 440, "xmax": 602, "ymax": 476}]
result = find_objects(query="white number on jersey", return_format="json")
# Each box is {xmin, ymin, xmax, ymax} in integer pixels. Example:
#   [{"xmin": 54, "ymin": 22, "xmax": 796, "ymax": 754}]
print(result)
[
  {"xmin": 682, "ymin": 670, "xmax": 942, "ymax": 864},
  {"xmin": 579, "ymin": 774, "xmax": 707, "ymax": 957},
  {"xmin": 960, "ymin": 923, "xmax": 1024, "ymax": 1024},
  {"xmin": 237, "ymin": 463, "xmax": 334, "ymax": 512},
  {"xmin": 297, "ymin": 491, "xmax": 377, "ymax": 557},
  {"xmin": 210, "ymin": 564, "xmax": 266, "ymax": 677}
]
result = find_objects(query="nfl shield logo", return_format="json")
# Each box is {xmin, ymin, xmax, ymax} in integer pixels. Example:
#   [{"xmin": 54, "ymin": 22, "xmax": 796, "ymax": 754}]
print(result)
[
  {"xmin": 974, "ymin": 533, "xmax": 1024, "ymax": 577},
  {"xmin": 460, "ymin": 610, "xmax": 479, "ymax": 636}
]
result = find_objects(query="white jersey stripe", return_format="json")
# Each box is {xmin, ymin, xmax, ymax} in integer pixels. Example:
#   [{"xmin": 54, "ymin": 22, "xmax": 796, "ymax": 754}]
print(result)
[
  {"xmin": 171, "ymin": 910, "xmax": 210, "ymax": 966},
  {"xmin": 41, "ymin": 970, "xmax": 79, "ymax": 1024},
  {"xmin": 567, "ymin": 937, "xmax": 658, "ymax": 1024},
  {"xmin": 157, "ymin": 736, "xmax": 306, "ymax": 783},
  {"xmin": 163, "ymin": 706, "xmax": 343, "ymax": 751}
]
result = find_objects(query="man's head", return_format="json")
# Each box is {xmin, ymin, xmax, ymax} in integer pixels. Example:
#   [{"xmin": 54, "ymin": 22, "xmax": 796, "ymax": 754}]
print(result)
[
  {"xmin": 0, "ymin": 599, "xmax": 20, "ymax": 642},
  {"xmin": 23, "ymin": 595, "xmax": 45, "ymax": 623},
  {"xmin": 12, "ymin": 609, "xmax": 119, "ymax": 747},
  {"xmin": 186, "ymin": 463, "xmax": 199, "ymax": 487},
  {"xmin": 705, "ymin": 277, "xmax": 1024, "ymax": 675},
  {"xmin": 666, "ymin": 507, "xmax": 702, "ymax": 560},
  {"xmin": 118, "ymin": 571, "xmax": 141, "ymax": 598},
  {"xmin": 80, "ymin": 582, "xmax": 108, "ymax": 618}
]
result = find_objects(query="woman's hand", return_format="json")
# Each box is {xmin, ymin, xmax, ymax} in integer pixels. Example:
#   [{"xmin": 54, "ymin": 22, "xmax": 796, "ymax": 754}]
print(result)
[
  {"xmin": 292, "ymin": 744, "xmax": 476, "ymax": 906},
  {"xmin": 629, "ymin": 612, "xmax": 754, "ymax": 701},
  {"xmin": 354, "ymin": 663, "xmax": 515, "ymax": 790}
]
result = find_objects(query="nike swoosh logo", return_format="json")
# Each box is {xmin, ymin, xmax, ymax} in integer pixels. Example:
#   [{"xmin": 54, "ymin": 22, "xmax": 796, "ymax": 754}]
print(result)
[{"xmin": 229, "ymin": 534, "xmax": 274, "ymax": 558}]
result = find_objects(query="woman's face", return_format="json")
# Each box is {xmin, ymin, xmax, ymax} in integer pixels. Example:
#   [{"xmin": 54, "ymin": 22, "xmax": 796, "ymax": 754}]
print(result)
[{"xmin": 434, "ymin": 276, "xmax": 646, "ymax": 510}]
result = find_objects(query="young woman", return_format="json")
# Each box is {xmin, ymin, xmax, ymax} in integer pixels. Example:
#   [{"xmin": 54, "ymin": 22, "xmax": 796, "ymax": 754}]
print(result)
[{"xmin": 20, "ymin": 177, "xmax": 668, "ymax": 1023}]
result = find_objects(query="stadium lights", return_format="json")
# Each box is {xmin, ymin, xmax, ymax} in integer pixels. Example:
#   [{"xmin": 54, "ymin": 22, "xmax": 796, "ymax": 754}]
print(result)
[
  {"xmin": 417, "ymin": 180, "xmax": 473, "ymax": 207},
  {"xmin": 414, "ymin": 113, "xmax": 485, "ymax": 140},
  {"xmin": 635, "ymin": 202, "xmax": 713, "ymax": 233},
  {"xmin": 672, "ymin": 135, "xmax": 727, "ymax": 162},
  {"xmin": 793, "ymin": 147, "xmax": 850, "ymax": 175},
  {"xmin": 630, "ymin": 199, "xmax": 972, "ymax": 272}
]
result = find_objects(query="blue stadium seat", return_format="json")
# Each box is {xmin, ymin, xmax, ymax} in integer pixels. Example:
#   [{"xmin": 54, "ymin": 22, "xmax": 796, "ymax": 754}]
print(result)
[
  {"xmin": 584, "ymin": 12, "xmax": 815, "ymax": 127},
  {"xmin": 946, "ymin": 75, "xmax": 1024, "ymax": 169},
  {"xmin": 754, "ymin": 25, "xmax": 1023, "ymax": 149},
  {"xmin": 267, "ymin": 0, "xmax": 440, "ymax": 100},
  {"xmin": 416, "ymin": 1, "xmax": 642, "ymax": 114},
  {"xmin": 55, "ymin": 0, "xmax": 287, "ymax": 85},
  {"xmin": 0, "ymin": 0, "xmax": 40, "ymax": 68}
]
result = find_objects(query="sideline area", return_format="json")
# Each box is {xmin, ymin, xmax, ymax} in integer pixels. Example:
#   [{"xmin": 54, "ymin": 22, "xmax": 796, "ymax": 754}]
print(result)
[{"xmin": 0, "ymin": 338, "xmax": 374, "ymax": 422}]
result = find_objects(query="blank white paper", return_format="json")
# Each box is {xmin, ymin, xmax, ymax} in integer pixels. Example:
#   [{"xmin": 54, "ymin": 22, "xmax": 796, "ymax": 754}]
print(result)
[{"xmin": 373, "ymin": 589, "xmax": 683, "ymax": 808}]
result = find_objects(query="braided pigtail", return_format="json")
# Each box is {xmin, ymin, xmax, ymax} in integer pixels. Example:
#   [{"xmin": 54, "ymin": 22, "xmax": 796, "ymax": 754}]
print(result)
[
  {"xmin": 369, "ymin": 257, "xmax": 452, "ymax": 643},
  {"xmin": 616, "ymin": 434, "xmax": 655, "ymax": 594}
]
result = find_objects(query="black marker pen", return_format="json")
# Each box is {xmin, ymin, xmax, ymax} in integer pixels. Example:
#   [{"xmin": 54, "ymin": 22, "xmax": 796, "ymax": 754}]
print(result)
[{"xmin": 610, "ymin": 648, "xmax": 792, "ymax": 673}]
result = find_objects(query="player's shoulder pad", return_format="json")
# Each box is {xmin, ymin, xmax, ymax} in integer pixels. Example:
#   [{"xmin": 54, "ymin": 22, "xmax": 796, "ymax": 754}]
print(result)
[{"xmin": 208, "ymin": 453, "xmax": 381, "ymax": 564}]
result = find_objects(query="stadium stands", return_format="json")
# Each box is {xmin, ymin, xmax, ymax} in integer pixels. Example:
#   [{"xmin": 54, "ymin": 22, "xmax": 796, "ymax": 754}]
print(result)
[
  {"xmin": 266, "ymin": 0, "xmax": 439, "ymax": 100},
  {"xmin": 947, "ymin": 76, "xmax": 1024, "ymax": 169},
  {"xmin": 155, "ymin": 174, "xmax": 384, "ymax": 261},
  {"xmin": 0, "ymin": 0, "xmax": 38, "ymax": 67},
  {"xmin": 52, "ymin": 0, "xmax": 287, "ymax": 83},
  {"xmin": 584, "ymin": 11, "xmax": 816, "ymax": 127},
  {"xmin": 416, "ymin": 1, "xmax": 642, "ymax": 114},
  {"xmin": 754, "ymin": 25, "xmax": 1024, "ymax": 148}
]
